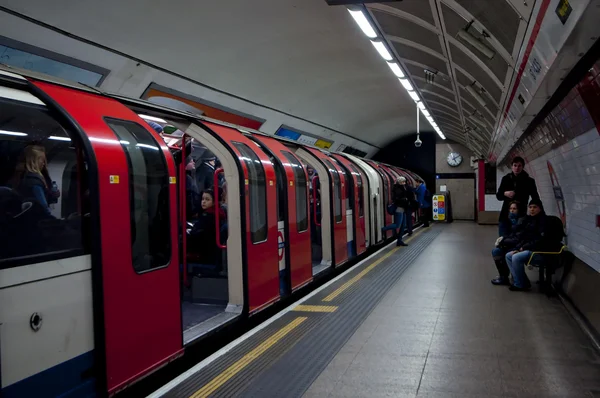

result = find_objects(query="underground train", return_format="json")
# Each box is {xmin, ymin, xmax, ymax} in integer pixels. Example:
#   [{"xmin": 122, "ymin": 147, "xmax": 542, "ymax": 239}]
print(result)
[{"xmin": 0, "ymin": 66, "xmax": 426, "ymax": 397}]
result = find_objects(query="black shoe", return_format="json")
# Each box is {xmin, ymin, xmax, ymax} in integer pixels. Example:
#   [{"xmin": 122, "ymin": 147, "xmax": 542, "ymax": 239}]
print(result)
[
  {"xmin": 509, "ymin": 284, "xmax": 531, "ymax": 291},
  {"xmin": 491, "ymin": 276, "xmax": 510, "ymax": 286},
  {"xmin": 407, "ymin": 231, "xmax": 413, "ymax": 236},
  {"xmin": 396, "ymin": 241, "xmax": 408, "ymax": 247},
  {"xmin": 423, "ymin": 223, "xmax": 430, "ymax": 228}
]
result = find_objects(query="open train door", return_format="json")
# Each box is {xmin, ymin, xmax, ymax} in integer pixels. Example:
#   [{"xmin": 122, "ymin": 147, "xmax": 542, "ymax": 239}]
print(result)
[
  {"xmin": 184, "ymin": 121, "xmax": 280, "ymax": 314},
  {"xmin": 31, "ymin": 81, "xmax": 182, "ymax": 395}
]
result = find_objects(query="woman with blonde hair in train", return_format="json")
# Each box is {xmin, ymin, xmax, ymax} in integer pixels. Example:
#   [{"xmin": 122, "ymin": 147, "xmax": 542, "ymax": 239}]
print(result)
[{"xmin": 14, "ymin": 145, "xmax": 58, "ymax": 215}]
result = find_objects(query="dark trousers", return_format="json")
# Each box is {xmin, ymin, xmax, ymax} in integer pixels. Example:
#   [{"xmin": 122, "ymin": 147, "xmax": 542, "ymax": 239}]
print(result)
[
  {"xmin": 492, "ymin": 247, "xmax": 510, "ymax": 278},
  {"xmin": 421, "ymin": 207, "xmax": 431, "ymax": 226},
  {"xmin": 406, "ymin": 209, "xmax": 413, "ymax": 233}
]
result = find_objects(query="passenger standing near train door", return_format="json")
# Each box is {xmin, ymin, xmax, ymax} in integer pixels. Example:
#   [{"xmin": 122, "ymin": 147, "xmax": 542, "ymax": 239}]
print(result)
[
  {"xmin": 496, "ymin": 156, "xmax": 539, "ymax": 237},
  {"xmin": 414, "ymin": 178, "xmax": 431, "ymax": 228},
  {"xmin": 382, "ymin": 177, "xmax": 409, "ymax": 247}
]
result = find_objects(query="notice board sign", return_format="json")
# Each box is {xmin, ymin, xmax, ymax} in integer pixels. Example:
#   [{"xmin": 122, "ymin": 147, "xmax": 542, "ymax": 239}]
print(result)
[{"xmin": 432, "ymin": 194, "xmax": 446, "ymax": 221}]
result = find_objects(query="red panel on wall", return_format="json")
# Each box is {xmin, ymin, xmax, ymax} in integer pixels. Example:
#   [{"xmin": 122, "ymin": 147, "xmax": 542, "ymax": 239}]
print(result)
[{"xmin": 143, "ymin": 87, "xmax": 263, "ymax": 130}]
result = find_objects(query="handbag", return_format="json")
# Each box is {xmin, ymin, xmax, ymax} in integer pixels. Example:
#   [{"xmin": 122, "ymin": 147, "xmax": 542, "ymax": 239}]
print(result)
[{"xmin": 386, "ymin": 203, "xmax": 397, "ymax": 215}]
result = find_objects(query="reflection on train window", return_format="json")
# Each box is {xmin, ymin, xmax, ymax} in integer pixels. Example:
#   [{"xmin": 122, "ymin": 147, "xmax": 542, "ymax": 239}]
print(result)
[
  {"xmin": 349, "ymin": 165, "xmax": 364, "ymax": 218},
  {"xmin": 233, "ymin": 142, "xmax": 267, "ymax": 243},
  {"xmin": 323, "ymin": 160, "xmax": 342, "ymax": 223},
  {"xmin": 282, "ymin": 151, "xmax": 308, "ymax": 232},
  {"xmin": 105, "ymin": 118, "xmax": 171, "ymax": 273},
  {"xmin": 0, "ymin": 94, "xmax": 89, "ymax": 267}
]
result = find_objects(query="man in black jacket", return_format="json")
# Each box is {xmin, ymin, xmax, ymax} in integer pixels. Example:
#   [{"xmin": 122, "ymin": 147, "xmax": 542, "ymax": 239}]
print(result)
[{"xmin": 496, "ymin": 156, "xmax": 540, "ymax": 237}]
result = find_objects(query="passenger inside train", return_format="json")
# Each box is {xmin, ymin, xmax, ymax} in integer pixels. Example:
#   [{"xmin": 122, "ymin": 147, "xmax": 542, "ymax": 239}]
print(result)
[{"xmin": 0, "ymin": 97, "xmax": 88, "ymax": 264}]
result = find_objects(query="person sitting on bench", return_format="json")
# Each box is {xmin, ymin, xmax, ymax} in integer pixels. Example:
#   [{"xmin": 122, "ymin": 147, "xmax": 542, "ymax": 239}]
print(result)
[
  {"xmin": 505, "ymin": 198, "xmax": 546, "ymax": 291},
  {"xmin": 491, "ymin": 201, "xmax": 524, "ymax": 286}
]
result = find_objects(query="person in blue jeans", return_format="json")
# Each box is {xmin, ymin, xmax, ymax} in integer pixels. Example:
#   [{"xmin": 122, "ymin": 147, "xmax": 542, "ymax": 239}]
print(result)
[
  {"xmin": 491, "ymin": 201, "xmax": 523, "ymax": 285},
  {"xmin": 382, "ymin": 176, "xmax": 409, "ymax": 246},
  {"xmin": 505, "ymin": 198, "xmax": 546, "ymax": 291}
]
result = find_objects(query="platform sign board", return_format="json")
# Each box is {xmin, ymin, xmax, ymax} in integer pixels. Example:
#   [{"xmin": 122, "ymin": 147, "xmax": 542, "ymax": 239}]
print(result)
[{"xmin": 432, "ymin": 194, "xmax": 446, "ymax": 221}]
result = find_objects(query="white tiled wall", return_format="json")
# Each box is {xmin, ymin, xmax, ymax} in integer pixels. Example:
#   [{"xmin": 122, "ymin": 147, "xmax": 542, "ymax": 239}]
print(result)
[{"xmin": 523, "ymin": 128, "xmax": 600, "ymax": 272}]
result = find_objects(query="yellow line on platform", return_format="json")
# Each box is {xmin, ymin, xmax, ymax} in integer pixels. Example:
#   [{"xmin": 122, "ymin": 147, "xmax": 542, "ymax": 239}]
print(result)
[
  {"xmin": 322, "ymin": 229, "xmax": 424, "ymax": 302},
  {"xmin": 189, "ymin": 317, "xmax": 307, "ymax": 398},
  {"xmin": 293, "ymin": 305, "xmax": 338, "ymax": 313}
]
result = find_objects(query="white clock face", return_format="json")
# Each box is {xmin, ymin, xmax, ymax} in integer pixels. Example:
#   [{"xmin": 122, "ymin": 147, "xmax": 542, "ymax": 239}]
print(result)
[{"xmin": 447, "ymin": 152, "xmax": 463, "ymax": 167}]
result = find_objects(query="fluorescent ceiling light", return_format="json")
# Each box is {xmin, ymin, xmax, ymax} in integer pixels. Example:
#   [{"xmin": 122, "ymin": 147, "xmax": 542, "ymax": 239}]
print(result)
[
  {"xmin": 457, "ymin": 28, "xmax": 495, "ymax": 60},
  {"xmin": 138, "ymin": 114, "xmax": 167, "ymax": 124},
  {"xmin": 421, "ymin": 109, "xmax": 430, "ymax": 117},
  {"xmin": 399, "ymin": 78, "xmax": 413, "ymax": 91},
  {"xmin": 408, "ymin": 91, "xmax": 420, "ymax": 101},
  {"xmin": 465, "ymin": 84, "xmax": 487, "ymax": 107},
  {"xmin": 417, "ymin": 102, "xmax": 426, "ymax": 110},
  {"xmin": 49, "ymin": 136, "xmax": 71, "ymax": 141},
  {"xmin": 347, "ymin": 8, "xmax": 377, "ymax": 39},
  {"xmin": 371, "ymin": 40, "xmax": 393, "ymax": 61},
  {"xmin": 0, "ymin": 130, "xmax": 27, "ymax": 137},
  {"xmin": 387, "ymin": 62, "xmax": 405, "ymax": 78}
]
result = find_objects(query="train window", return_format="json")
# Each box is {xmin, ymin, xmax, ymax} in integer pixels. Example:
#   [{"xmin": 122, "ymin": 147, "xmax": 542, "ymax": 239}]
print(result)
[
  {"xmin": 323, "ymin": 160, "xmax": 342, "ymax": 223},
  {"xmin": 349, "ymin": 164, "xmax": 364, "ymax": 217},
  {"xmin": 332, "ymin": 158, "xmax": 351, "ymax": 210},
  {"xmin": 282, "ymin": 151, "xmax": 308, "ymax": 232},
  {"xmin": 105, "ymin": 118, "xmax": 171, "ymax": 273},
  {"xmin": 233, "ymin": 142, "xmax": 268, "ymax": 243},
  {"xmin": 0, "ymin": 92, "xmax": 89, "ymax": 268}
]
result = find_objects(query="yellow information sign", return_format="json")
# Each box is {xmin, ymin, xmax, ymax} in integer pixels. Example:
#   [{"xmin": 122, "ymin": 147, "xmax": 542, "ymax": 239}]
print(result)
[
  {"xmin": 432, "ymin": 194, "xmax": 446, "ymax": 221},
  {"xmin": 314, "ymin": 139, "xmax": 333, "ymax": 149}
]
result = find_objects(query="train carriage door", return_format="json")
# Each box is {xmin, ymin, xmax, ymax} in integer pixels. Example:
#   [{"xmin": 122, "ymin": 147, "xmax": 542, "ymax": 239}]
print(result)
[
  {"xmin": 368, "ymin": 161, "xmax": 392, "ymax": 238},
  {"xmin": 32, "ymin": 82, "xmax": 182, "ymax": 395},
  {"xmin": 333, "ymin": 154, "xmax": 366, "ymax": 255},
  {"xmin": 250, "ymin": 135, "xmax": 312, "ymax": 292},
  {"xmin": 330, "ymin": 156, "xmax": 355, "ymax": 259},
  {"xmin": 187, "ymin": 122, "xmax": 279, "ymax": 314},
  {"xmin": 296, "ymin": 148, "xmax": 347, "ymax": 267}
]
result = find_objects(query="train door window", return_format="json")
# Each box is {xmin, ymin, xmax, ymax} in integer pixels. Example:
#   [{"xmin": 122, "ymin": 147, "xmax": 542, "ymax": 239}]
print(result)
[
  {"xmin": 233, "ymin": 142, "xmax": 267, "ymax": 243},
  {"xmin": 0, "ymin": 89, "xmax": 90, "ymax": 267},
  {"xmin": 105, "ymin": 118, "xmax": 171, "ymax": 272},
  {"xmin": 349, "ymin": 164, "xmax": 364, "ymax": 217},
  {"xmin": 323, "ymin": 160, "xmax": 342, "ymax": 223},
  {"xmin": 332, "ymin": 158, "xmax": 351, "ymax": 210},
  {"xmin": 282, "ymin": 151, "xmax": 308, "ymax": 232}
]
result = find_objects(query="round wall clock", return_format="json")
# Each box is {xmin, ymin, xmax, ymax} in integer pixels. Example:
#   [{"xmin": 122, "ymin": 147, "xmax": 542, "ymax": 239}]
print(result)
[{"xmin": 447, "ymin": 152, "xmax": 463, "ymax": 167}]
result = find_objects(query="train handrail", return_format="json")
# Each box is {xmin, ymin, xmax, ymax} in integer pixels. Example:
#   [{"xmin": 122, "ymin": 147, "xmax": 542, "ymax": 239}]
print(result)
[
  {"xmin": 311, "ymin": 175, "xmax": 321, "ymax": 227},
  {"xmin": 214, "ymin": 168, "xmax": 227, "ymax": 249}
]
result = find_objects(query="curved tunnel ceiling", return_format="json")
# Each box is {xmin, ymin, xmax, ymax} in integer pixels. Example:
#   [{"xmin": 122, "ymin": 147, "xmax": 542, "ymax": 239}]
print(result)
[
  {"xmin": 1, "ymin": 0, "xmax": 433, "ymax": 148},
  {"xmin": 1, "ymin": 0, "xmax": 532, "ymax": 152}
]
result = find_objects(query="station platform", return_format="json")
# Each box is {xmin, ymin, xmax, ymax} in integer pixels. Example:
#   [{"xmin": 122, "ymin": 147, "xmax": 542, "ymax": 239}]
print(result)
[{"xmin": 151, "ymin": 223, "xmax": 600, "ymax": 398}]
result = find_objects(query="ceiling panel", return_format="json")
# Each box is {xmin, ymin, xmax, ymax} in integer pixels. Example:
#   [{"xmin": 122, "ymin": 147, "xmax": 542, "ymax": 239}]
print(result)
[
  {"xmin": 450, "ymin": 43, "xmax": 503, "ymax": 101},
  {"xmin": 453, "ymin": 0, "xmax": 520, "ymax": 53},
  {"xmin": 379, "ymin": 1, "xmax": 436, "ymax": 24},
  {"xmin": 373, "ymin": 10, "xmax": 443, "ymax": 54},
  {"xmin": 441, "ymin": 4, "xmax": 511, "ymax": 81},
  {"xmin": 392, "ymin": 42, "xmax": 449, "ymax": 75}
]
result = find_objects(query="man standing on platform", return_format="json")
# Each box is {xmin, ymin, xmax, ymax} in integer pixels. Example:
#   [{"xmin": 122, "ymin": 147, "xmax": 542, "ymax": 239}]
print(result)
[
  {"xmin": 496, "ymin": 156, "xmax": 540, "ymax": 237},
  {"xmin": 414, "ymin": 178, "xmax": 431, "ymax": 228}
]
